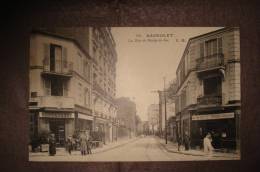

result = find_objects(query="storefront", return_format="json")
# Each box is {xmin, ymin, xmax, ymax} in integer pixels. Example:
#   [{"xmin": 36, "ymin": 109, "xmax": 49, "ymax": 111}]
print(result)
[
  {"xmin": 38, "ymin": 111, "xmax": 75, "ymax": 147},
  {"xmin": 191, "ymin": 112, "xmax": 237, "ymax": 150},
  {"xmin": 76, "ymin": 113, "xmax": 93, "ymax": 134}
]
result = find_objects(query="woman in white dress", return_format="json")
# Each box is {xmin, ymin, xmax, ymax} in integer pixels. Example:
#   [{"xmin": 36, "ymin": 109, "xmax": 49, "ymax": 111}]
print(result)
[{"xmin": 203, "ymin": 133, "xmax": 214, "ymax": 154}]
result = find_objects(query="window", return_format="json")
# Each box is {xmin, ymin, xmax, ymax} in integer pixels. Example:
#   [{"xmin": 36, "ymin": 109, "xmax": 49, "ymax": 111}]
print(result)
[
  {"xmin": 93, "ymin": 73, "xmax": 97, "ymax": 82},
  {"xmin": 206, "ymin": 39, "xmax": 217, "ymax": 56},
  {"xmin": 181, "ymin": 90, "xmax": 186, "ymax": 110},
  {"xmin": 84, "ymin": 88, "xmax": 90, "ymax": 106},
  {"xmin": 200, "ymin": 42, "xmax": 204, "ymax": 58},
  {"xmin": 31, "ymin": 92, "xmax": 37, "ymax": 98},
  {"xmin": 78, "ymin": 83, "xmax": 82, "ymax": 102},
  {"xmin": 51, "ymin": 79, "xmax": 63, "ymax": 96},
  {"xmin": 50, "ymin": 44, "xmax": 62, "ymax": 73},
  {"xmin": 63, "ymin": 81, "xmax": 68, "ymax": 96},
  {"xmin": 44, "ymin": 79, "xmax": 51, "ymax": 95},
  {"xmin": 217, "ymin": 37, "xmax": 222, "ymax": 53},
  {"xmin": 84, "ymin": 61, "xmax": 91, "ymax": 80},
  {"xmin": 203, "ymin": 77, "xmax": 222, "ymax": 96},
  {"xmin": 44, "ymin": 78, "xmax": 66, "ymax": 96}
]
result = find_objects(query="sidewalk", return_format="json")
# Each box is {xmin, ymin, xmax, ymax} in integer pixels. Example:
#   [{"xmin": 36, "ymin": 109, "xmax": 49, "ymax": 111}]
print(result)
[
  {"xmin": 29, "ymin": 137, "xmax": 140, "ymax": 157},
  {"xmin": 157, "ymin": 137, "xmax": 240, "ymax": 159}
]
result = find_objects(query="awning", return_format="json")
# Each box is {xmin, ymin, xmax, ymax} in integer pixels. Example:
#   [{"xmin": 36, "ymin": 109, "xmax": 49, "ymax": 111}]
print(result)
[
  {"xmin": 78, "ymin": 113, "xmax": 93, "ymax": 121},
  {"xmin": 192, "ymin": 112, "xmax": 234, "ymax": 121},
  {"xmin": 39, "ymin": 112, "xmax": 75, "ymax": 118}
]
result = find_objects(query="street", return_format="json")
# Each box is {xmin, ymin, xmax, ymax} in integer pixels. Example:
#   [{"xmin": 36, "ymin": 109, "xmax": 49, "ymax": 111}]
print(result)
[{"xmin": 29, "ymin": 136, "xmax": 239, "ymax": 161}]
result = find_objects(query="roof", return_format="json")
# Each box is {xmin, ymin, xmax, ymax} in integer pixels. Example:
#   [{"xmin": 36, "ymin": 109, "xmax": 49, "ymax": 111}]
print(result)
[{"xmin": 31, "ymin": 30, "xmax": 92, "ymax": 60}]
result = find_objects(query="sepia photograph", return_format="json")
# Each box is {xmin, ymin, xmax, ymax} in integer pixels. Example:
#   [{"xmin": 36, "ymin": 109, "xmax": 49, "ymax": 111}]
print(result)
[{"xmin": 28, "ymin": 27, "xmax": 241, "ymax": 161}]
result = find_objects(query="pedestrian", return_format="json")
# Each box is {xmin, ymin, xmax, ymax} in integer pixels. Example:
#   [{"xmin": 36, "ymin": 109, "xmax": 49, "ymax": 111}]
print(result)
[
  {"xmin": 48, "ymin": 133, "xmax": 56, "ymax": 156},
  {"xmin": 87, "ymin": 138, "xmax": 92, "ymax": 154},
  {"xmin": 80, "ymin": 133, "xmax": 87, "ymax": 156},
  {"xmin": 184, "ymin": 131, "xmax": 190, "ymax": 151},
  {"xmin": 203, "ymin": 133, "xmax": 214, "ymax": 154},
  {"xmin": 177, "ymin": 135, "xmax": 182, "ymax": 151},
  {"xmin": 66, "ymin": 136, "xmax": 73, "ymax": 155}
]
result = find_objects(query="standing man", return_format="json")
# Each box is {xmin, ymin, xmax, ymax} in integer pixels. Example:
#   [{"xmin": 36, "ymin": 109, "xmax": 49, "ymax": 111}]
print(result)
[
  {"xmin": 49, "ymin": 133, "xmax": 56, "ymax": 156},
  {"xmin": 80, "ymin": 132, "xmax": 87, "ymax": 156},
  {"xmin": 184, "ymin": 131, "xmax": 190, "ymax": 151},
  {"xmin": 66, "ymin": 136, "xmax": 73, "ymax": 155},
  {"xmin": 177, "ymin": 134, "xmax": 182, "ymax": 151}
]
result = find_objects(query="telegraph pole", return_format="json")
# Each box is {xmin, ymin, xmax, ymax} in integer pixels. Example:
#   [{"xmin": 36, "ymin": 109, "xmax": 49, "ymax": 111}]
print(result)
[
  {"xmin": 163, "ymin": 77, "xmax": 167, "ymax": 144},
  {"xmin": 151, "ymin": 77, "xmax": 168, "ymax": 144}
]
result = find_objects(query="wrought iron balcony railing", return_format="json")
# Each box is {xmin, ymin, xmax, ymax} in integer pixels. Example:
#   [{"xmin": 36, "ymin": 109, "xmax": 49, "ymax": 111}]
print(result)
[
  {"xmin": 42, "ymin": 59, "xmax": 73, "ymax": 76},
  {"xmin": 197, "ymin": 94, "xmax": 222, "ymax": 106},
  {"xmin": 196, "ymin": 53, "xmax": 224, "ymax": 71}
]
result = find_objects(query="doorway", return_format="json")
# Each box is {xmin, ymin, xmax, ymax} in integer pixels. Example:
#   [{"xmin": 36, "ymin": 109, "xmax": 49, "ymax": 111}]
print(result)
[{"xmin": 49, "ymin": 119, "xmax": 65, "ymax": 146}]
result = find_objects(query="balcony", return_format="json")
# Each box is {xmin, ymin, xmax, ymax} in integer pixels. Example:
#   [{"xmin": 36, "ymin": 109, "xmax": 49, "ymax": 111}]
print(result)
[
  {"xmin": 196, "ymin": 53, "xmax": 224, "ymax": 72},
  {"xmin": 197, "ymin": 94, "xmax": 222, "ymax": 107},
  {"xmin": 30, "ymin": 96, "xmax": 74, "ymax": 109},
  {"xmin": 42, "ymin": 59, "xmax": 73, "ymax": 78}
]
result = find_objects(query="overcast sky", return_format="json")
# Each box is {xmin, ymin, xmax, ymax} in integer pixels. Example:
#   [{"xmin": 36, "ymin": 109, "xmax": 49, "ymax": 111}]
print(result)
[{"xmin": 111, "ymin": 27, "xmax": 221, "ymax": 121}]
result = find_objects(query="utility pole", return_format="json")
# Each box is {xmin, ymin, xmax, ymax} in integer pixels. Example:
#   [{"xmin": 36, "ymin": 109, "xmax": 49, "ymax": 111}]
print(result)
[
  {"xmin": 163, "ymin": 77, "xmax": 167, "ymax": 144},
  {"xmin": 151, "ymin": 77, "xmax": 168, "ymax": 144}
]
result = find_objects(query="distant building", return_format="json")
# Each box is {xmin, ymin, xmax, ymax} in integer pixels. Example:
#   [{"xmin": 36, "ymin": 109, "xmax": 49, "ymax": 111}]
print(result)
[
  {"xmin": 175, "ymin": 27, "xmax": 240, "ymax": 150},
  {"xmin": 115, "ymin": 97, "xmax": 137, "ymax": 138},
  {"xmin": 147, "ymin": 104, "xmax": 159, "ymax": 134}
]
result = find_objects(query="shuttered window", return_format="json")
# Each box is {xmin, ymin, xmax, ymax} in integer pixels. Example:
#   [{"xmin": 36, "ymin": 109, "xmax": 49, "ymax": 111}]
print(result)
[
  {"xmin": 200, "ymin": 42, "xmax": 204, "ymax": 58},
  {"xmin": 44, "ymin": 79, "xmax": 51, "ymax": 95},
  {"xmin": 217, "ymin": 37, "xmax": 223, "ymax": 54},
  {"xmin": 62, "ymin": 47, "xmax": 67, "ymax": 68}
]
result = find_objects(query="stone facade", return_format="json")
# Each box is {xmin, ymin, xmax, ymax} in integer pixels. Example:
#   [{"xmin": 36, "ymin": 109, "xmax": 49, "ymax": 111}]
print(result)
[
  {"xmin": 175, "ymin": 27, "xmax": 240, "ymax": 150},
  {"xmin": 29, "ymin": 27, "xmax": 118, "ymax": 146}
]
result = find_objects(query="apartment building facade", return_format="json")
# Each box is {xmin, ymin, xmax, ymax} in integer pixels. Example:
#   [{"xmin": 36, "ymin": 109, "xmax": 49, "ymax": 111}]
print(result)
[
  {"xmin": 29, "ymin": 27, "xmax": 118, "ymax": 146},
  {"xmin": 175, "ymin": 27, "xmax": 240, "ymax": 150},
  {"xmin": 89, "ymin": 27, "xmax": 118, "ymax": 143}
]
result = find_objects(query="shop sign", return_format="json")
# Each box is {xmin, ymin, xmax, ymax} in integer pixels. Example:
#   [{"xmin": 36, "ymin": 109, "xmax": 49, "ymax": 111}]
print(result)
[
  {"xmin": 192, "ymin": 112, "xmax": 234, "ymax": 121},
  {"xmin": 40, "ymin": 112, "xmax": 75, "ymax": 118},
  {"xmin": 78, "ymin": 113, "xmax": 93, "ymax": 121}
]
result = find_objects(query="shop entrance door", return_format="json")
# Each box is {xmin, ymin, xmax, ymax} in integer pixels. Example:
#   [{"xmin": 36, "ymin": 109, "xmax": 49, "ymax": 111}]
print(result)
[{"xmin": 49, "ymin": 119, "xmax": 65, "ymax": 147}]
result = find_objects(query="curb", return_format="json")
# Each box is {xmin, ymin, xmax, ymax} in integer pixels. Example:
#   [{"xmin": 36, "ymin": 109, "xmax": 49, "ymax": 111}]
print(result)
[
  {"xmin": 29, "ymin": 137, "xmax": 141, "ymax": 157},
  {"xmin": 158, "ymin": 139, "xmax": 239, "ymax": 158}
]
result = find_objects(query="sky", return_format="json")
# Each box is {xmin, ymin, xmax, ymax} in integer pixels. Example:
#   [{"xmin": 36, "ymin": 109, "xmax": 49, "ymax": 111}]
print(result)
[{"xmin": 111, "ymin": 27, "xmax": 222, "ymax": 121}]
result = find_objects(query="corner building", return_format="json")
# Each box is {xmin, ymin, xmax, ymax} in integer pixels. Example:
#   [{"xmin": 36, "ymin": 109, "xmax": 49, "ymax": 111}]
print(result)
[
  {"xmin": 29, "ymin": 27, "xmax": 117, "ymax": 146},
  {"xmin": 175, "ymin": 28, "xmax": 240, "ymax": 151}
]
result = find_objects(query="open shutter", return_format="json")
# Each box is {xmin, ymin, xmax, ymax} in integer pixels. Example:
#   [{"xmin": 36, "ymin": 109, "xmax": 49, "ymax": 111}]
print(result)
[
  {"xmin": 217, "ymin": 37, "xmax": 222, "ymax": 54},
  {"xmin": 43, "ymin": 43, "xmax": 50, "ymax": 71},
  {"xmin": 63, "ymin": 81, "xmax": 68, "ymax": 96},
  {"xmin": 62, "ymin": 47, "xmax": 68, "ymax": 68},
  {"xmin": 44, "ymin": 79, "xmax": 51, "ymax": 95},
  {"xmin": 200, "ymin": 42, "xmax": 204, "ymax": 58}
]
